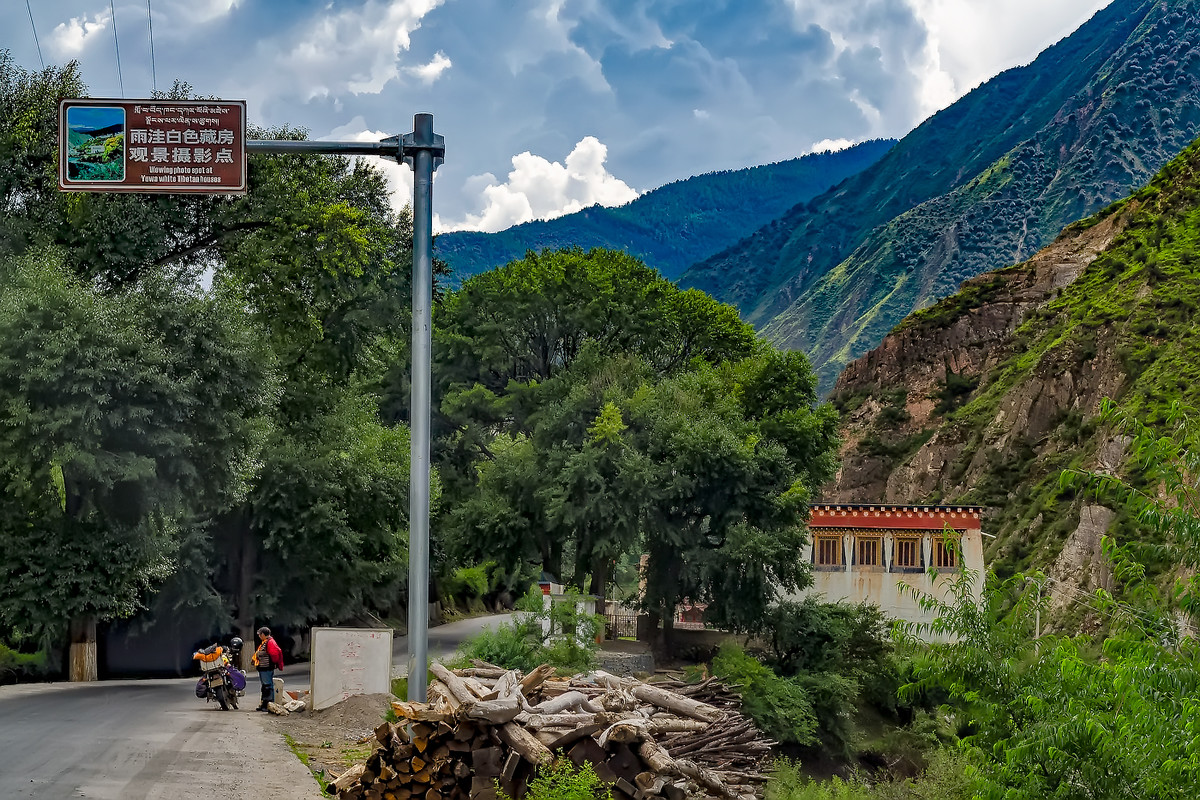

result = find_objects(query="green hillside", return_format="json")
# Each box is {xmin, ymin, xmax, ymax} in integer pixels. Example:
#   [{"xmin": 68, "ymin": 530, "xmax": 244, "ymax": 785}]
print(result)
[
  {"xmin": 433, "ymin": 139, "xmax": 894, "ymax": 283},
  {"xmin": 829, "ymin": 135, "xmax": 1200, "ymax": 603},
  {"xmin": 682, "ymin": 0, "xmax": 1200, "ymax": 391}
]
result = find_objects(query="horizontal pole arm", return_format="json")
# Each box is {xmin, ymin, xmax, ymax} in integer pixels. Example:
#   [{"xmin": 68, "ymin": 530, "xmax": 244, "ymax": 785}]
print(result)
[{"xmin": 245, "ymin": 139, "xmax": 399, "ymax": 158}]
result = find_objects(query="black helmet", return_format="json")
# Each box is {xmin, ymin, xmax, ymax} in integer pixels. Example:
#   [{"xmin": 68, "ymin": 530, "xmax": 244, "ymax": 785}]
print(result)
[{"xmin": 230, "ymin": 637, "xmax": 243, "ymax": 649}]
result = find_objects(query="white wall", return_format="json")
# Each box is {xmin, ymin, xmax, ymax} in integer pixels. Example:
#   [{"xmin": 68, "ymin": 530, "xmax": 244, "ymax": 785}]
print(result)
[{"xmin": 789, "ymin": 530, "xmax": 986, "ymax": 640}]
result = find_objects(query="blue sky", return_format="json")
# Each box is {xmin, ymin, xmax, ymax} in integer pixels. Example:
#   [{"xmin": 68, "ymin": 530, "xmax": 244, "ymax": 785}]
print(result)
[
  {"xmin": 65, "ymin": 104, "xmax": 125, "ymax": 132},
  {"xmin": 6, "ymin": 0, "xmax": 1113, "ymax": 231}
]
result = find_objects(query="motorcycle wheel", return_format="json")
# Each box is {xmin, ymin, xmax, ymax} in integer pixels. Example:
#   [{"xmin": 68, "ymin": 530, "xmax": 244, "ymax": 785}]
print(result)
[{"xmin": 214, "ymin": 684, "xmax": 229, "ymax": 711}]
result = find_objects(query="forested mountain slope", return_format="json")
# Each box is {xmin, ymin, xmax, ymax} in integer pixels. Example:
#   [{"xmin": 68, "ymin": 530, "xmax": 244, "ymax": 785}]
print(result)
[
  {"xmin": 433, "ymin": 140, "xmax": 894, "ymax": 283},
  {"xmin": 682, "ymin": 0, "xmax": 1200, "ymax": 391},
  {"xmin": 823, "ymin": 136, "xmax": 1200, "ymax": 629}
]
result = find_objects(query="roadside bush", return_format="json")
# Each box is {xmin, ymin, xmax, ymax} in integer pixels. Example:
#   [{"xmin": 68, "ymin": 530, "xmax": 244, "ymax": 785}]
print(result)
[
  {"xmin": 456, "ymin": 589, "xmax": 601, "ymax": 674},
  {"xmin": 712, "ymin": 645, "xmax": 819, "ymax": 747},
  {"xmin": 502, "ymin": 757, "xmax": 611, "ymax": 800},
  {"xmin": 762, "ymin": 599, "xmax": 891, "ymax": 678},
  {"xmin": 456, "ymin": 616, "xmax": 544, "ymax": 672},
  {"xmin": 765, "ymin": 750, "xmax": 974, "ymax": 800},
  {"xmin": 0, "ymin": 641, "xmax": 50, "ymax": 684},
  {"xmin": 442, "ymin": 561, "xmax": 495, "ymax": 614}
]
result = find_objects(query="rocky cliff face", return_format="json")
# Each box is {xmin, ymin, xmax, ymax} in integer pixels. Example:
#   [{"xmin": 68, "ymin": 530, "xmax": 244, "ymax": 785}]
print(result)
[
  {"xmin": 824, "ymin": 133, "xmax": 1200, "ymax": 631},
  {"xmin": 826, "ymin": 210, "xmax": 1129, "ymax": 506}
]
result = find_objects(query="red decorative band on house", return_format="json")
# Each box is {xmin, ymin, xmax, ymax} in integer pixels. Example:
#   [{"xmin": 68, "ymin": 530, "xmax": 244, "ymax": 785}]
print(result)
[{"xmin": 808, "ymin": 504, "xmax": 982, "ymax": 532}]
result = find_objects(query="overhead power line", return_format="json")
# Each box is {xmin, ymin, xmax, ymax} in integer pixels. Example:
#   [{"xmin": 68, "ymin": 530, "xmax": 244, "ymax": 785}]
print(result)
[
  {"xmin": 110, "ymin": 0, "xmax": 125, "ymax": 96},
  {"xmin": 147, "ymin": 0, "xmax": 157, "ymax": 93},
  {"xmin": 25, "ymin": 0, "xmax": 44, "ymax": 70}
]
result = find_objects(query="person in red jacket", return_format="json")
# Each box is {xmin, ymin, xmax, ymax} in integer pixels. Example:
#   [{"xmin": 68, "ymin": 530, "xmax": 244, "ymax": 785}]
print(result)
[{"xmin": 253, "ymin": 626, "xmax": 285, "ymax": 711}]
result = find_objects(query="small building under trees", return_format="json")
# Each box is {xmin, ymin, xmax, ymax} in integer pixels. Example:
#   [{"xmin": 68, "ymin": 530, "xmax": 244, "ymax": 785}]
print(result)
[{"xmin": 790, "ymin": 504, "xmax": 986, "ymax": 635}]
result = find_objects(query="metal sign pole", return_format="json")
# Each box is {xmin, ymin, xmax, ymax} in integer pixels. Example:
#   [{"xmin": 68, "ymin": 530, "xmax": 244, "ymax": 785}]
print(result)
[
  {"xmin": 402, "ymin": 114, "xmax": 444, "ymax": 703},
  {"xmin": 248, "ymin": 114, "xmax": 444, "ymax": 703}
]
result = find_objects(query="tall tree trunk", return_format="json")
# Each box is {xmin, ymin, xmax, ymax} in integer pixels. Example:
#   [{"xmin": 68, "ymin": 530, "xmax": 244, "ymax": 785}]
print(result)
[
  {"xmin": 542, "ymin": 539, "xmax": 563, "ymax": 583},
  {"xmin": 588, "ymin": 556, "xmax": 610, "ymax": 639},
  {"xmin": 588, "ymin": 554, "xmax": 608, "ymax": 601},
  {"xmin": 647, "ymin": 549, "xmax": 681, "ymax": 660},
  {"xmin": 68, "ymin": 615, "xmax": 97, "ymax": 682},
  {"xmin": 660, "ymin": 607, "xmax": 676, "ymax": 657},
  {"xmin": 572, "ymin": 542, "xmax": 591, "ymax": 593}
]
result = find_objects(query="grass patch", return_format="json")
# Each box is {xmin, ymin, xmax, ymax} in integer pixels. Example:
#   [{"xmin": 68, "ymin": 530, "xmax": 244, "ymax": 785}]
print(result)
[{"xmin": 285, "ymin": 732, "xmax": 331, "ymax": 793}]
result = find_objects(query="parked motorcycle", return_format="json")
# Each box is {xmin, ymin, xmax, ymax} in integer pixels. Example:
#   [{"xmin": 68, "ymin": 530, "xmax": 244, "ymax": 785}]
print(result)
[{"xmin": 192, "ymin": 637, "xmax": 247, "ymax": 710}]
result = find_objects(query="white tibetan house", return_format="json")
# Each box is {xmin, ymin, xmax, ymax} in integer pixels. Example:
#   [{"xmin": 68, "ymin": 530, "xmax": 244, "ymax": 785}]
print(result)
[{"xmin": 787, "ymin": 504, "xmax": 987, "ymax": 636}]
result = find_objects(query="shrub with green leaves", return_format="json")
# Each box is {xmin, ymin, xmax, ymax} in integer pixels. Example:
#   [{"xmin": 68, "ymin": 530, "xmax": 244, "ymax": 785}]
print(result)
[
  {"xmin": 765, "ymin": 751, "xmax": 974, "ymax": 800},
  {"xmin": 501, "ymin": 758, "xmax": 610, "ymax": 800},
  {"xmin": 0, "ymin": 641, "xmax": 50, "ymax": 683},
  {"xmin": 712, "ymin": 645, "xmax": 819, "ymax": 747},
  {"xmin": 901, "ymin": 565, "xmax": 1200, "ymax": 799},
  {"xmin": 456, "ymin": 590, "xmax": 601, "ymax": 674}
]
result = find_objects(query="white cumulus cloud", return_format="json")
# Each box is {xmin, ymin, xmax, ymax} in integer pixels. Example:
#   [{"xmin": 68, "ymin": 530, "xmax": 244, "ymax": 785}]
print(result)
[
  {"xmin": 906, "ymin": 0, "xmax": 1112, "ymax": 111},
  {"xmin": 278, "ymin": 0, "xmax": 445, "ymax": 98},
  {"xmin": 406, "ymin": 51, "xmax": 452, "ymax": 83},
  {"xmin": 445, "ymin": 137, "xmax": 640, "ymax": 233},
  {"xmin": 49, "ymin": 12, "xmax": 109, "ymax": 56},
  {"xmin": 808, "ymin": 138, "xmax": 855, "ymax": 153}
]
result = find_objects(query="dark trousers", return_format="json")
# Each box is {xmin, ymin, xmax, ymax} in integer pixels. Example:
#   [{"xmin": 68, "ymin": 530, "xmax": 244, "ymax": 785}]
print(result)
[{"xmin": 258, "ymin": 669, "xmax": 275, "ymax": 706}]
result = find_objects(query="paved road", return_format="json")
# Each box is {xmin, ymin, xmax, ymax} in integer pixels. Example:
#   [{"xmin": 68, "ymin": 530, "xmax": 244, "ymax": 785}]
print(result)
[
  {"xmin": 0, "ymin": 679, "xmax": 324, "ymax": 799},
  {"xmin": 0, "ymin": 613, "xmax": 514, "ymax": 799}
]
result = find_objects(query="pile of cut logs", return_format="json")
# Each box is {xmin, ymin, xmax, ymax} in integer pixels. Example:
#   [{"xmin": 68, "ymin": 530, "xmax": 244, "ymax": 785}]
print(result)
[{"xmin": 327, "ymin": 661, "xmax": 773, "ymax": 800}]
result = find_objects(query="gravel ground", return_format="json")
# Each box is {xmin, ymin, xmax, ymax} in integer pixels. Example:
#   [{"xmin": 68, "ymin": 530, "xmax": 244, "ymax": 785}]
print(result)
[{"xmin": 270, "ymin": 693, "xmax": 397, "ymax": 785}]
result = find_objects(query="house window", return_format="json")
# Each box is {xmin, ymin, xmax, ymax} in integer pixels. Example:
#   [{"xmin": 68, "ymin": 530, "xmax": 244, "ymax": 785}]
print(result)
[
  {"xmin": 814, "ymin": 535, "xmax": 843, "ymax": 568},
  {"xmin": 893, "ymin": 537, "xmax": 922, "ymax": 570},
  {"xmin": 933, "ymin": 536, "xmax": 959, "ymax": 569},
  {"xmin": 855, "ymin": 536, "xmax": 882, "ymax": 567}
]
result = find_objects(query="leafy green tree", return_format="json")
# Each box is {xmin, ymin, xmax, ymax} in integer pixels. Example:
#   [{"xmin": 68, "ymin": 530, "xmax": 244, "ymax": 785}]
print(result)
[
  {"xmin": 435, "ymin": 247, "xmax": 755, "ymax": 392},
  {"xmin": 633, "ymin": 350, "xmax": 839, "ymax": 649},
  {"xmin": 2, "ymin": 55, "xmax": 424, "ymax": 666},
  {"xmin": 0, "ymin": 252, "xmax": 274, "ymax": 679},
  {"xmin": 243, "ymin": 392, "xmax": 415, "ymax": 626},
  {"xmin": 547, "ymin": 401, "xmax": 654, "ymax": 596},
  {"xmin": 902, "ymin": 566, "xmax": 1200, "ymax": 799},
  {"xmin": 445, "ymin": 350, "xmax": 654, "ymax": 592},
  {"xmin": 0, "ymin": 54, "xmax": 85, "ymax": 263},
  {"xmin": 436, "ymin": 249, "xmax": 758, "ymax": 592}
]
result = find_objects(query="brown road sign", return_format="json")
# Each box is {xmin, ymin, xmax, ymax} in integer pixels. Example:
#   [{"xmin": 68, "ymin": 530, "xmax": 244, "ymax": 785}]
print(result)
[{"xmin": 59, "ymin": 99, "xmax": 247, "ymax": 194}]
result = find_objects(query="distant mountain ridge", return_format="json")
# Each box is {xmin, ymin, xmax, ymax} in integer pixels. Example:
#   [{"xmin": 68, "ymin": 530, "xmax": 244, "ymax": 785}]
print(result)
[
  {"xmin": 682, "ymin": 0, "xmax": 1200, "ymax": 392},
  {"xmin": 69, "ymin": 123, "xmax": 123, "ymax": 136},
  {"xmin": 434, "ymin": 139, "xmax": 895, "ymax": 283}
]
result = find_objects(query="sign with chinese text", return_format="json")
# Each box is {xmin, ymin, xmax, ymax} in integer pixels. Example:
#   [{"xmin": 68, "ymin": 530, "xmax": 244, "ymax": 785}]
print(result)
[{"xmin": 59, "ymin": 99, "xmax": 247, "ymax": 194}]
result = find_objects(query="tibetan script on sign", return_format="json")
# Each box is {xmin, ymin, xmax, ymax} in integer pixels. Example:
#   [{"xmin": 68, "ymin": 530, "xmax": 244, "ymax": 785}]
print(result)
[{"xmin": 59, "ymin": 99, "xmax": 247, "ymax": 194}]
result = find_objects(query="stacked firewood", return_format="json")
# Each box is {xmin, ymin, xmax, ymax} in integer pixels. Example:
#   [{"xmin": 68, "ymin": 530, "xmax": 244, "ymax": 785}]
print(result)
[{"xmin": 326, "ymin": 661, "xmax": 773, "ymax": 800}]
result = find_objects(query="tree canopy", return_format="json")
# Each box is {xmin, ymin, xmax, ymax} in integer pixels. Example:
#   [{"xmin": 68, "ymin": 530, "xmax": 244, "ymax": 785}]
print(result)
[
  {"xmin": 0, "ymin": 55, "xmax": 421, "ymax": 676},
  {"xmin": 436, "ymin": 248, "xmax": 839, "ymax": 649}
]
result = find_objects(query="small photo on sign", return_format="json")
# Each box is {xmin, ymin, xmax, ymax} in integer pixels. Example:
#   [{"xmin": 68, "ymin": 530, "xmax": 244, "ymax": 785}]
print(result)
[{"xmin": 65, "ymin": 105, "xmax": 125, "ymax": 182}]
